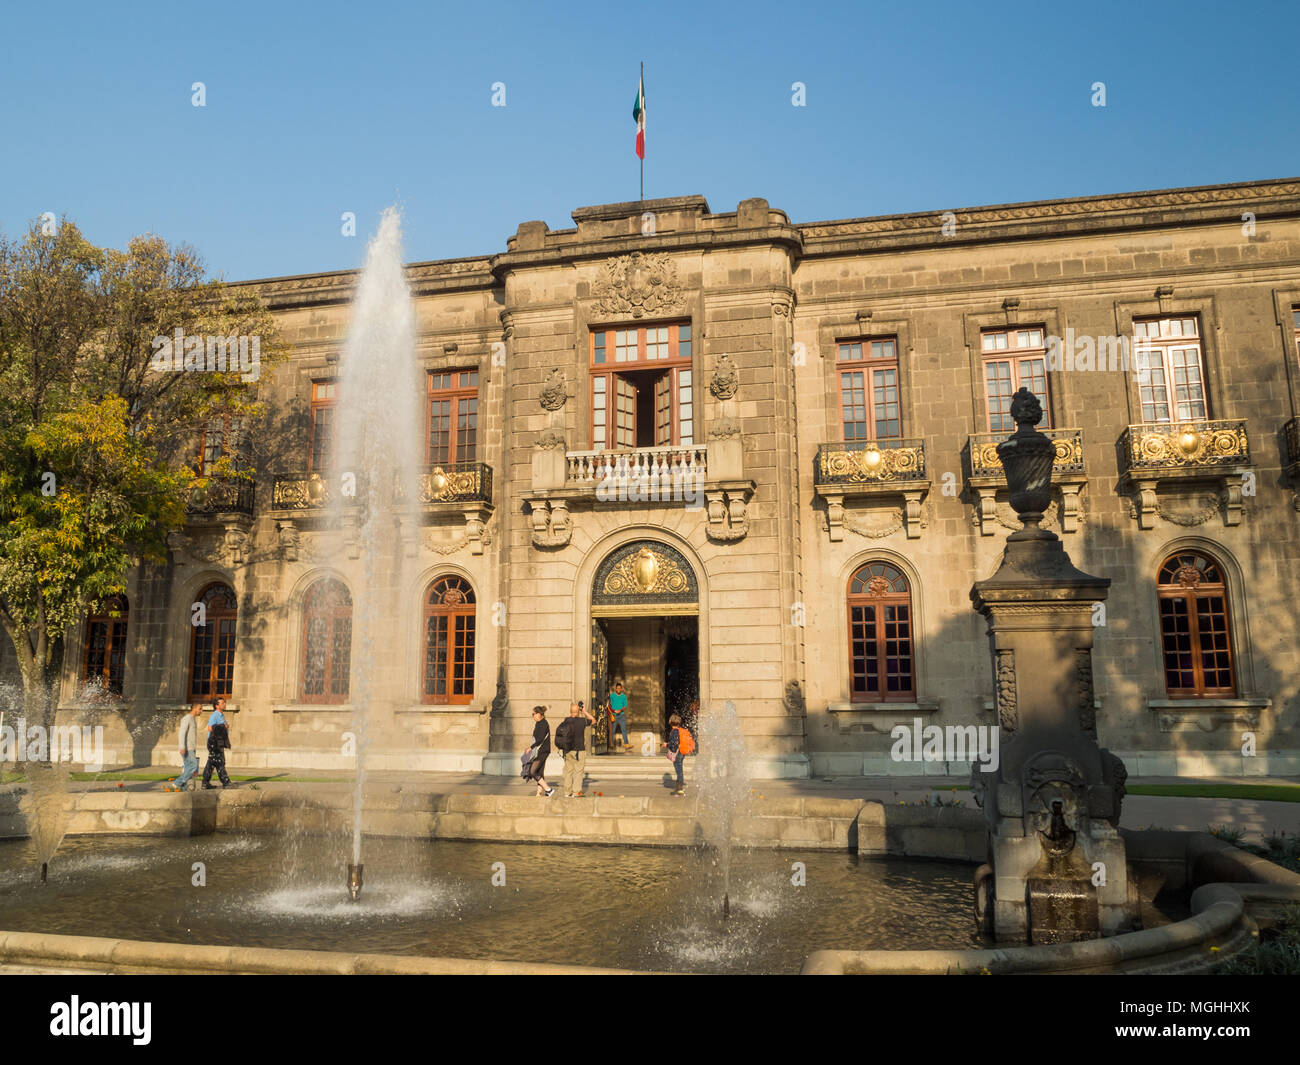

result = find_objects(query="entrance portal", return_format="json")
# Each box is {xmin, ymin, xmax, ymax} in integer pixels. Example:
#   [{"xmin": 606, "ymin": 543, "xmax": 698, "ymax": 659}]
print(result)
[
  {"xmin": 595, "ymin": 616, "xmax": 698, "ymax": 750},
  {"xmin": 589, "ymin": 540, "xmax": 700, "ymax": 756}
]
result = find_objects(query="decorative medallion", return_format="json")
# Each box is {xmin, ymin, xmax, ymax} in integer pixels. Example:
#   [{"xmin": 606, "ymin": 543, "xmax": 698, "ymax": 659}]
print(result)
[
  {"xmin": 592, "ymin": 252, "xmax": 683, "ymax": 319},
  {"xmin": 592, "ymin": 540, "xmax": 698, "ymax": 607},
  {"xmin": 538, "ymin": 368, "xmax": 567, "ymax": 412},
  {"xmin": 709, "ymin": 353, "xmax": 740, "ymax": 400}
]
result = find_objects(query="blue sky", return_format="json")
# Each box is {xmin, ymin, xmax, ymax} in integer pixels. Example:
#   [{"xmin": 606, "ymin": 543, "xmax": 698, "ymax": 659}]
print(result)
[{"xmin": 3, "ymin": 0, "xmax": 1297, "ymax": 281}]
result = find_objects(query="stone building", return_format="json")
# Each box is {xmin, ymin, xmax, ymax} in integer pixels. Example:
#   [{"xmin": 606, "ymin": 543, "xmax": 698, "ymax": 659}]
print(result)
[{"xmin": 20, "ymin": 178, "xmax": 1300, "ymax": 778}]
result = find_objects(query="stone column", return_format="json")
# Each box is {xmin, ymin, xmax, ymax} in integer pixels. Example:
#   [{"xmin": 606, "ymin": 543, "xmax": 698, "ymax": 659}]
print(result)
[{"xmin": 971, "ymin": 389, "xmax": 1137, "ymax": 943}]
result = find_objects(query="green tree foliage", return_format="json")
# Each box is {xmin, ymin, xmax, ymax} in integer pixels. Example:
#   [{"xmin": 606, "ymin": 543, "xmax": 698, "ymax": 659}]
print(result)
[{"xmin": 0, "ymin": 217, "xmax": 284, "ymax": 726}]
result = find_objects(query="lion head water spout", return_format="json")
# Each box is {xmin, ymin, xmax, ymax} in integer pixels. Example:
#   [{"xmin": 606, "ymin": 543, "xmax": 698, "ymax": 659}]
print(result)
[{"xmin": 331, "ymin": 207, "xmax": 422, "ymax": 899}]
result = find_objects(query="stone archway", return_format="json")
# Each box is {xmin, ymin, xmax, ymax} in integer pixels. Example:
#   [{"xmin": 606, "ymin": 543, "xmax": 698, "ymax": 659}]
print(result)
[{"xmin": 589, "ymin": 539, "xmax": 700, "ymax": 754}]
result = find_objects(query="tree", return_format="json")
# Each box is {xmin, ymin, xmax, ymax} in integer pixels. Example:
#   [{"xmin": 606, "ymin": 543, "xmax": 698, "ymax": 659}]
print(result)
[{"xmin": 0, "ymin": 218, "xmax": 285, "ymax": 730}]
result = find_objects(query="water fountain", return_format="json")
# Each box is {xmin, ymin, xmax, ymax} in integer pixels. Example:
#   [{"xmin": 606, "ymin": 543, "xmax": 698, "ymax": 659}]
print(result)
[
  {"xmin": 331, "ymin": 207, "xmax": 422, "ymax": 901},
  {"xmin": 21, "ymin": 759, "xmax": 73, "ymax": 884},
  {"xmin": 696, "ymin": 698, "xmax": 751, "ymax": 923},
  {"xmin": 970, "ymin": 388, "xmax": 1138, "ymax": 943}
]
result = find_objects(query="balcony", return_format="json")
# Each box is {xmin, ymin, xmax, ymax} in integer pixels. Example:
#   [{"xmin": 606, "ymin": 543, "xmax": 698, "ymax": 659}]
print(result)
[
  {"xmin": 527, "ymin": 440, "xmax": 753, "ymax": 547},
  {"xmin": 186, "ymin": 473, "xmax": 254, "ymax": 520},
  {"xmin": 965, "ymin": 427, "xmax": 1086, "ymax": 535},
  {"xmin": 1117, "ymin": 419, "xmax": 1252, "ymax": 528},
  {"xmin": 270, "ymin": 463, "xmax": 495, "ymax": 556},
  {"xmin": 812, "ymin": 439, "xmax": 929, "ymax": 540}
]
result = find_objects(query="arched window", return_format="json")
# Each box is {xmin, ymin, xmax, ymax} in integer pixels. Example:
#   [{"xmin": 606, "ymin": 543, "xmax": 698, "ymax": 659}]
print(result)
[
  {"xmin": 1157, "ymin": 551, "xmax": 1235, "ymax": 697},
  {"xmin": 189, "ymin": 583, "xmax": 237, "ymax": 701},
  {"xmin": 301, "ymin": 579, "xmax": 352, "ymax": 704},
  {"xmin": 424, "ymin": 576, "xmax": 475, "ymax": 705},
  {"xmin": 847, "ymin": 562, "xmax": 914, "ymax": 702},
  {"xmin": 84, "ymin": 596, "xmax": 129, "ymax": 696}
]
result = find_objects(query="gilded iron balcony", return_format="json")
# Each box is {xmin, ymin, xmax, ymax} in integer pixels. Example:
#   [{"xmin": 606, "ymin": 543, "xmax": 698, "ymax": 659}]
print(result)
[
  {"xmin": 815, "ymin": 439, "xmax": 926, "ymax": 486},
  {"xmin": 1284, "ymin": 417, "xmax": 1300, "ymax": 482},
  {"xmin": 415, "ymin": 462, "xmax": 493, "ymax": 505},
  {"xmin": 813, "ymin": 439, "xmax": 929, "ymax": 540},
  {"xmin": 186, "ymin": 473, "xmax": 254, "ymax": 520},
  {"xmin": 965, "ymin": 428, "xmax": 1086, "ymax": 535},
  {"xmin": 1117, "ymin": 419, "xmax": 1252, "ymax": 528},
  {"xmin": 272, "ymin": 463, "xmax": 493, "ymax": 510}
]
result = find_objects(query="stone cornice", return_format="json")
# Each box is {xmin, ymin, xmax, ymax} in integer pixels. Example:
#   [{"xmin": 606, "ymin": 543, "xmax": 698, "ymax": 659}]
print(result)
[
  {"xmin": 800, "ymin": 178, "xmax": 1300, "ymax": 257},
  {"xmin": 223, "ymin": 178, "xmax": 1300, "ymax": 309}
]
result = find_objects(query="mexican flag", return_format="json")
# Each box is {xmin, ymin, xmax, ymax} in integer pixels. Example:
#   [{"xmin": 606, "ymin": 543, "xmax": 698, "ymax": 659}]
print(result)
[{"xmin": 633, "ymin": 73, "xmax": 645, "ymax": 159}]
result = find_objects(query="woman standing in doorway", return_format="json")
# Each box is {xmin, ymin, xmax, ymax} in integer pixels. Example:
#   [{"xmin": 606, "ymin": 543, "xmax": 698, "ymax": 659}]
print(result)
[{"xmin": 524, "ymin": 706, "xmax": 555, "ymax": 797}]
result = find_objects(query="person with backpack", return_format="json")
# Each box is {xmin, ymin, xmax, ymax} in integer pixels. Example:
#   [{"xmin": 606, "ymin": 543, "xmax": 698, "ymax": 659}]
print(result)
[
  {"xmin": 661, "ymin": 712, "xmax": 694, "ymax": 796},
  {"xmin": 556, "ymin": 701, "xmax": 597, "ymax": 797}
]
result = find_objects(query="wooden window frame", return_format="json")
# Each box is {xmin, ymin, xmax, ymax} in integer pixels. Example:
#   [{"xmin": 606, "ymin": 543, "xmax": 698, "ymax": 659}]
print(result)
[
  {"xmin": 1157, "ymin": 551, "xmax": 1236, "ymax": 698},
  {"xmin": 1132, "ymin": 316, "xmax": 1209, "ymax": 423},
  {"xmin": 423, "ymin": 576, "xmax": 476, "ymax": 705},
  {"xmin": 837, "ymin": 337, "xmax": 901, "ymax": 442},
  {"xmin": 309, "ymin": 380, "xmax": 337, "ymax": 473},
  {"xmin": 196, "ymin": 415, "xmax": 243, "ymax": 476},
  {"xmin": 980, "ymin": 327, "xmax": 1051, "ymax": 433},
  {"xmin": 588, "ymin": 321, "xmax": 693, "ymax": 450},
  {"xmin": 847, "ymin": 562, "xmax": 915, "ymax": 703},
  {"xmin": 188, "ymin": 583, "xmax": 237, "ymax": 701},
  {"xmin": 300, "ymin": 579, "xmax": 352, "ymax": 705},
  {"xmin": 83, "ymin": 596, "xmax": 129, "ymax": 697},
  {"xmin": 426, "ymin": 370, "xmax": 480, "ymax": 465}
]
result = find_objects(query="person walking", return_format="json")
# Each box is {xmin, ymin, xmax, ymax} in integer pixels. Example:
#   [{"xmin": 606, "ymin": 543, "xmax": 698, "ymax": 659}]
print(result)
[
  {"xmin": 201, "ymin": 697, "xmax": 233, "ymax": 789},
  {"xmin": 523, "ymin": 706, "xmax": 554, "ymax": 797},
  {"xmin": 661, "ymin": 712, "xmax": 693, "ymax": 796},
  {"xmin": 609, "ymin": 682, "xmax": 631, "ymax": 753},
  {"xmin": 558, "ymin": 701, "xmax": 596, "ymax": 797},
  {"xmin": 164, "ymin": 704, "xmax": 203, "ymax": 792}
]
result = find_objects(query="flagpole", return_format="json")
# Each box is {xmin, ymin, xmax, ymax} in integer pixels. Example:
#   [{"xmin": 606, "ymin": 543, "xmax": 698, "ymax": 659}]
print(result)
[{"xmin": 639, "ymin": 61, "xmax": 644, "ymax": 202}]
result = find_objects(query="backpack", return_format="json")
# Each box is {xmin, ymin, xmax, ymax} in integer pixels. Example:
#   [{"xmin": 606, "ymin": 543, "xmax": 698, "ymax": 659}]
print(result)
[
  {"xmin": 677, "ymin": 727, "xmax": 695, "ymax": 756},
  {"xmin": 554, "ymin": 718, "xmax": 574, "ymax": 753}
]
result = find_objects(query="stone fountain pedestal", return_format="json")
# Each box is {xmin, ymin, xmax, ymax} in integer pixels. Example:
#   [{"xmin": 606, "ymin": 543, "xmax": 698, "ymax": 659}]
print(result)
[{"xmin": 971, "ymin": 389, "xmax": 1138, "ymax": 944}]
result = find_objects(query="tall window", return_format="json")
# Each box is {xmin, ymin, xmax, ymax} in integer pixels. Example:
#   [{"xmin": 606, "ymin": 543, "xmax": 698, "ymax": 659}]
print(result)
[
  {"xmin": 838, "ymin": 338, "xmax": 901, "ymax": 442},
  {"xmin": 590, "ymin": 322, "xmax": 693, "ymax": 449},
  {"xmin": 1157, "ymin": 551, "xmax": 1235, "ymax": 698},
  {"xmin": 83, "ymin": 596, "xmax": 128, "ymax": 696},
  {"xmin": 1292, "ymin": 306, "xmax": 1299, "ymax": 366},
  {"xmin": 189, "ymin": 583, "xmax": 237, "ymax": 700},
  {"xmin": 197, "ymin": 416, "xmax": 243, "ymax": 475},
  {"xmin": 427, "ymin": 371, "xmax": 479, "ymax": 464},
  {"xmin": 309, "ymin": 380, "xmax": 337, "ymax": 472},
  {"xmin": 847, "ymin": 562, "xmax": 914, "ymax": 702},
  {"xmin": 1134, "ymin": 317, "xmax": 1207, "ymax": 423},
  {"xmin": 301, "ymin": 579, "xmax": 352, "ymax": 704},
  {"xmin": 982, "ymin": 328, "xmax": 1049, "ymax": 433},
  {"xmin": 423, "ymin": 576, "xmax": 475, "ymax": 705}
]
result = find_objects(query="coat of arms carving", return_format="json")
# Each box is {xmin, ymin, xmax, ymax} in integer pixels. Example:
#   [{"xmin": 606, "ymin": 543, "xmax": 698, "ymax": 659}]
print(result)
[{"xmin": 593, "ymin": 252, "xmax": 683, "ymax": 319}]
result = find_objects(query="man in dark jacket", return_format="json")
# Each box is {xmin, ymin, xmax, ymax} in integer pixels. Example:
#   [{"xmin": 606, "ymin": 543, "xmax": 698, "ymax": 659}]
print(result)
[
  {"xmin": 559, "ymin": 701, "xmax": 596, "ymax": 797},
  {"xmin": 202, "ymin": 697, "xmax": 233, "ymax": 789}
]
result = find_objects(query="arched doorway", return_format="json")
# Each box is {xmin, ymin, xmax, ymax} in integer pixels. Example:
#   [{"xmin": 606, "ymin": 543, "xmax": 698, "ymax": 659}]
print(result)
[{"xmin": 590, "ymin": 540, "xmax": 699, "ymax": 754}]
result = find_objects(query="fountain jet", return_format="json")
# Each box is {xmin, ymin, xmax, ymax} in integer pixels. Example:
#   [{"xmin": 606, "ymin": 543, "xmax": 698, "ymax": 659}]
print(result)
[
  {"xmin": 347, "ymin": 863, "xmax": 364, "ymax": 902},
  {"xmin": 40, "ymin": 861, "xmax": 48, "ymax": 884}
]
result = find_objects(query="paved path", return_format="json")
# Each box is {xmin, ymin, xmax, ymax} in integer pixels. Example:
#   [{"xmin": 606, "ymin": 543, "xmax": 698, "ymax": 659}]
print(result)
[{"xmin": 15, "ymin": 768, "xmax": 1299, "ymax": 840}]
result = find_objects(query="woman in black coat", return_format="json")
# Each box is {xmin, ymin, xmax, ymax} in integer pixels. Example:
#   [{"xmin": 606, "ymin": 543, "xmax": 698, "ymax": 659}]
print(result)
[{"xmin": 523, "ymin": 706, "xmax": 554, "ymax": 797}]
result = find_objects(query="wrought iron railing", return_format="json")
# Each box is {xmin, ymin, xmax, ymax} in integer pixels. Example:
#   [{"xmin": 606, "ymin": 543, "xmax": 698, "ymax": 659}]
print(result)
[
  {"xmin": 967, "ymin": 427, "xmax": 1085, "ymax": 479},
  {"xmin": 272, "ymin": 463, "xmax": 493, "ymax": 511},
  {"xmin": 271, "ymin": 471, "xmax": 335, "ymax": 511},
  {"xmin": 414, "ymin": 462, "xmax": 493, "ymax": 504},
  {"xmin": 814, "ymin": 439, "xmax": 926, "ymax": 486},
  {"xmin": 1118, "ymin": 420, "xmax": 1250, "ymax": 473},
  {"xmin": 187, "ymin": 474, "xmax": 255, "ymax": 518}
]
